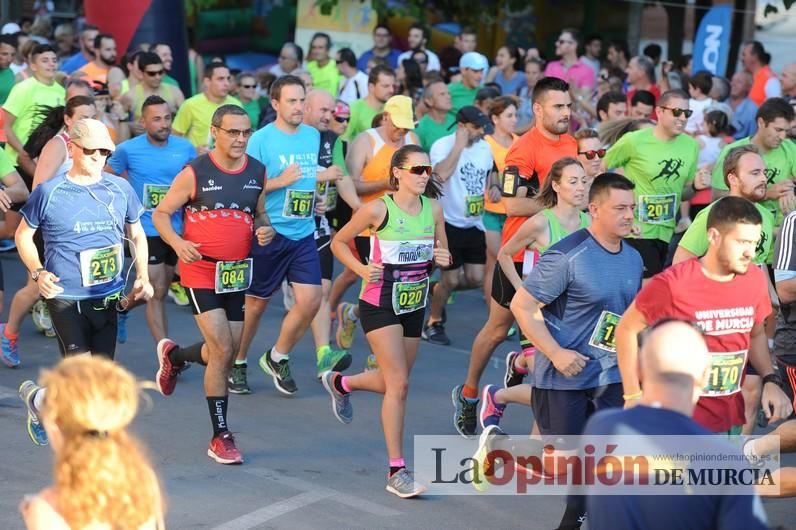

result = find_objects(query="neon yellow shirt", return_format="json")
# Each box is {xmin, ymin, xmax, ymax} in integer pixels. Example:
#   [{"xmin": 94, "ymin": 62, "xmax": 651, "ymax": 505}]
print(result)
[
  {"xmin": 3, "ymin": 77, "xmax": 65, "ymax": 163},
  {"xmin": 172, "ymin": 93, "xmax": 242, "ymax": 148},
  {"xmin": 306, "ymin": 60, "xmax": 340, "ymax": 97}
]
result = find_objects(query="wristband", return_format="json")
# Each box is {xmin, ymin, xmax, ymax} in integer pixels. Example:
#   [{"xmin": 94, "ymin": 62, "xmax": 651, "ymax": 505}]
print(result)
[
  {"xmin": 762, "ymin": 373, "xmax": 784, "ymax": 389},
  {"xmin": 623, "ymin": 391, "xmax": 642, "ymax": 400}
]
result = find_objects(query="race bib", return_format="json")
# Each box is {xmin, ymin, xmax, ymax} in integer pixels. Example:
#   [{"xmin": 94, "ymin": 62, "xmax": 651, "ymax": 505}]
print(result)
[
  {"xmin": 283, "ymin": 189, "xmax": 315, "ymax": 219},
  {"xmin": 79, "ymin": 244, "xmax": 122, "ymax": 287},
  {"xmin": 325, "ymin": 184, "xmax": 338, "ymax": 211},
  {"xmin": 214, "ymin": 258, "xmax": 253, "ymax": 294},
  {"xmin": 465, "ymin": 194, "xmax": 485, "ymax": 217},
  {"xmin": 638, "ymin": 194, "xmax": 677, "ymax": 224},
  {"xmin": 702, "ymin": 350, "xmax": 746, "ymax": 396},
  {"xmin": 588, "ymin": 310, "xmax": 620, "ymax": 352},
  {"xmin": 143, "ymin": 183, "xmax": 169, "ymax": 210},
  {"xmin": 391, "ymin": 278, "xmax": 429, "ymax": 315}
]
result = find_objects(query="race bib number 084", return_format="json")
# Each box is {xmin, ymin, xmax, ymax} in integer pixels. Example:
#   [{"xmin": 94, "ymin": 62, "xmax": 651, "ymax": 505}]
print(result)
[
  {"xmin": 79, "ymin": 244, "xmax": 122, "ymax": 287},
  {"xmin": 214, "ymin": 259, "xmax": 253, "ymax": 294}
]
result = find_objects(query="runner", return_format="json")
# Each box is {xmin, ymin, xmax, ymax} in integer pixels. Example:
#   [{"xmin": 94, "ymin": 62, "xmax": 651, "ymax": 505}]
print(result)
[
  {"xmin": 153, "ymin": 104, "xmax": 272, "ymax": 464},
  {"xmin": 603, "ymin": 88, "xmax": 702, "ymax": 280},
  {"xmin": 574, "ymin": 128, "xmax": 606, "ymax": 180},
  {"xmin": 106, "ymin": 95, "xmax": 196, "ymax": 344},
  {"xmin": 16, "ymin": 118, "xmax": 154, "ymax": 446},
  {"xmin": 451, "ymin": 77, "xmax": 577, "ymax": 437},
  {"xmin": 423, "ymin": 106, "xmax": 494, "ymax": 345},
  {"xmin": 479, "ymin": 157, "xmax": 590, "ymax": 430},
  {"xmin": 512, "ymin": 172, "xmax": 642, "ymax": 530},
  {"xmin": 120, "ymin": 52, "xmax": 185, "ymax": 137},
  {"xmin": 231, "ymin": 75, "xmax": 324, "ymax": 395},
  {"xmin": 774, "ymin": 210, "xmax": 796, "ymax": 421},
  {"xmin": 343, "ymin": 65, "xmax": 395, "ymax": 142},
  {"xmin": 324, "ymin": 143, "xmax": 451, "ymax": 498},
  {"xmin": 616, "ymin": 196, "xmax": 793, "ymax": 436}
]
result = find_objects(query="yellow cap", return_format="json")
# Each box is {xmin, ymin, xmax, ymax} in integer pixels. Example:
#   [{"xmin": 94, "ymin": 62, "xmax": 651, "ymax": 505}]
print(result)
[{"xmin": 383, "ymin": 95, "xmax": 415, "ymax": 130}]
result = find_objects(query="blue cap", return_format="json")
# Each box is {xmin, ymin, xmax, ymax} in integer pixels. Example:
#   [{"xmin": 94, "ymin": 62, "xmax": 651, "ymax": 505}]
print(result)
[{"xmin": 459, "ymin": 52, "xmax": 488, "ymax": 71}]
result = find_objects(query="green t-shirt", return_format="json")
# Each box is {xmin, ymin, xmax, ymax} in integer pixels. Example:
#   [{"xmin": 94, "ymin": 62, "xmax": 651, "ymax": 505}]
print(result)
[
  {"xmin": 163, "ymin": 74, "xmax": 179, "ymax": 88},
  {"xmin": 448, "ymin": 81, "xmax": 479, "ymax": 114},
  {"xmin": 0, "ymin": 148, "xmax": 15, "ymax": 177},
  {"xmin": 604, "ymin": 127, "xmax": 699, "ymax": 243},
  {"xmin": 307, "ymin": 60, "xmax": 340, "ymax": 98},
  {"xmin": 332, "ymin": 137, "xmax": 348, "ymax": 175},
  {"xmin": 343, "ymin": 98, "xmax": 381, "ymax": 142},
  {"xmin": 2, "ymin": 76, "xmax": 65, "ymax": 163},
  {"xmin": 242, "ymin": 99, "xmax": 260, "ymax": 128},
  {"xmin": 172, "ymin": 93, "xmax": 242, "ymax": 148},
  {"xmin": 679, "ymin": 199, "xmax": 775, "ymax": 264},
  {"xmin": 711, "ymin": 137, "xmax": 796, "ymax": 225},
  {"xmin": 0, "ymin": 67, "xmax": 15, "ymax": 105},
  {"xmin": 416, "ymin": 113, "xmax": 456, "ymax": 151}
]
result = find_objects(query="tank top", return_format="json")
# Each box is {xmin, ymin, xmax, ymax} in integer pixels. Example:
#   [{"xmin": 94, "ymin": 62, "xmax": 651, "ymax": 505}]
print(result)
[
  {"xmin": 360, "ymin": 128, "xmax": 418, "ymax": 204},
  {"xmin": 483, "ymin": 133, "xmax": 518, "ymax": 215},
  {"xmin": 749, "ymin": 65, "xmax": 776, "ymax": 107},
  {"xmin": 180, "ymin": 153, "xmax": 266, "ymax": 289},
  {"xmin": 359, "ymin": 194, "xmax": 435, "ymax": 315},
  {"xmin": 523, "ymin": 208, "xmax": 590, "ymax": 275}
]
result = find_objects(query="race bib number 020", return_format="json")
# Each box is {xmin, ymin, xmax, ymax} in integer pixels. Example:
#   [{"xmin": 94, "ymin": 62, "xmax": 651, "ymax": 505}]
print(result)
[
  {"xmin": 588, "ymin": 310, "xmax": 621, "ymax": 352},
  {"xmin": 284, "ymin": 189, "xmax": 315, "ymax": 219},
  {"xmin": 143, "ymin": 183, "xmax": 169, "ymax": 210},
  {"xmin": 638, "ymin": 194, "xmax": 676, "ymax": 224},
  {"xmin": 79, "ymin": 244, "xmax": 122, "ymax": 287},
  {"xmin": 702, "ymin": 350, "xmax": 746, "ymax": 396},
  {"xmin": 214, "ymin": 258, "xmax": 253, "ymax": 294},
  {"xmin": 465, "ymin": 195, "xmax": 485, "ymax": 217},
  {"xmin": 391, "ymin": 278, "xmax": 429, "ymax": 315}
]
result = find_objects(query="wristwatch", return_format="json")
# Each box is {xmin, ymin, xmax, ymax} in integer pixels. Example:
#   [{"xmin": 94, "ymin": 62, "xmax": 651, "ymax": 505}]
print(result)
[
  {"xmin": 762, "ymin": 373, "xmax": 784, "ymax": 389},
  {"xmin": 30, "ymin": 267, "xmax": 46, "ymax": 281}
]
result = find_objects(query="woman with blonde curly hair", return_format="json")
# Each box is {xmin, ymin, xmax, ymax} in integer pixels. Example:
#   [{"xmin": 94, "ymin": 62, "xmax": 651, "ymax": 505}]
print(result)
[{"xmin": 19, "ymin": 356, "xmax": 164, "ymax": 529}]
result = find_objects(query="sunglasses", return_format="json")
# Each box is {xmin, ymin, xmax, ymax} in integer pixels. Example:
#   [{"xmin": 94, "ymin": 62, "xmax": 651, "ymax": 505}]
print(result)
[
  {"xmin": 72, "ymin": 142, "xmax": 112, "ymax": 157},
  {"xmin": 240, "ymin": 84, "xmax": 256, "ymax": 89},
  {"xmin": 216, "ymin": 127, "xmax": 254, "ymax": 139},
  {"xmin": 144, "ymin": 69, "xmax": 165, "ymax": 77},
  {"xmin": 333, "ymin": 115, "xmax": 350, "ymax": 123},
  {"xmin": 397, "ymin": 165, "xmax": 432, "ymax": 176},
  {"xmin": 660, "ymin": 106, "xmax": 693, "ymax": 118},
  {"xmin": 578, "ymin": 148, "xmax": 606, "ymax": 160},
  {"xmin": 557, "ymin": 39, "xmax": 575, "ymax": 45}
]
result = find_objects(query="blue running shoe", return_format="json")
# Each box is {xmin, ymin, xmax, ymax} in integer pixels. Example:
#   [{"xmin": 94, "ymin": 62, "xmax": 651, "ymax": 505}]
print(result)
[
  {"xmin": 18, "ymin": 380, "xmax": 48, "ymax": 446},
  {"xmin": 1, "ymin": 323, "xmax": 20, "ymax": 367}
]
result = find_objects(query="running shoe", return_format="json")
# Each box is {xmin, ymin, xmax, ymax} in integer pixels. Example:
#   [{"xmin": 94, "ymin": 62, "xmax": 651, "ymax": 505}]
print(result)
[
  {"xmin": 117, "ymin": 310, "xmax": 128, "ymax": 344},
  {"xmin": 321, "ymin": 371, "xmax": 353, "ymax": 424},
  {"xmin": 365, "ymin": 353, "xmax": 379, "ymax": 371},
  {"xmin": 155, "ymin": 338, "xmax": 180, "ymax": 396},
  {"xmin": 452, "ymin": 384, "xmax": 478, "ymax": 438},
  {"xmin": 504, "ymin": 351, "xmax": 526, "ymax": 388},
  {"xmin": 473, "ymin": 424, "xmax": 507, "ymax": 492},
  {"xmin": 386, "ymin": 468, "xmax": 426, "ymax": 498},
  {"xmin": 167, "ymin": 281, "xmax": 190, "ymax": 306},
  {"xmin": 31, "ymin": 300, "xmax": 48, "ymax": 334},
  {"xmin": 259, "ymin": 349, "xmax": 297, "ymax": 395},
  {"xmin": 18, "ymin": 380, "xmax": 48, "ymax": 446},
  {"xmin": 316, "ymin": 347, "xmax": 352, "ymax": 379},
  {"xmin": 479, "ymin": 384, "xmax": 506, "ymax": 430},
  {"xmin": 1, "ymin": 323, "xmax": 19, "ymax": 367},
  {"xmin": 207, "ymin": 431, "xmax": 243, "ymax": 464},
  {"xmin": 39, "ymin": 303, "xmax": 55, "ymax": 338},
  {"xmin": 228, "ymin": 363, "xmax": 251, "ymax": 394},
  {"xmin": 422, "ymin": 321, "xmax": 450, "ymax": 345},
  {"xmin": 335, "ymin": 302, "xmax": 358, "ymax": 350}
]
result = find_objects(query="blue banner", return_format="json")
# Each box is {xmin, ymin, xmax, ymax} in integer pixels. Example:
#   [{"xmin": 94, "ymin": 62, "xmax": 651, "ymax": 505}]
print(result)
[{"xmin": 692, "ymin": 5, "xmax": 734, "ymax": 76}]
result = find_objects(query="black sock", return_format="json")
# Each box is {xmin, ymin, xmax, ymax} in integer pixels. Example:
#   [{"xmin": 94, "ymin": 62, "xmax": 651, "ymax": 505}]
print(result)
[
  {"xmin": 332, "ymin": 373, "xmax": 350, "ymax": 395},
  {"xmin": 556, "ymin": 495, "xmax": 586, "ymax": 530},
  {"xmin": 389, "ymin": 465, "xmax": 405, "ymax": 477},
  {"xmin": 207, "ymin": 396, "xmax": 229, "ymax": 437},
  {"xmin": 172, "ymin": 273, "xmax": 181, "ymax": 282},
  {"xmin": 170, "ymin": 342, "xmax": 205, "ymax": 365}
]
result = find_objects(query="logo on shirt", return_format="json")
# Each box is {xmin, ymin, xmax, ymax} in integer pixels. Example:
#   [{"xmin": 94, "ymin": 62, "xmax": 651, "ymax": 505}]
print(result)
[
  {"xmin": 459, "ymin": 161, "xmax": 489, "ymax": 196},
  {"xmin": 693, "ymin": 306, "xmax": 755, "ymax": 334},
  {"xmin": 756, "ymin": 230, "xmax": 768, "ymax": 258},
  {"xmin": 397, "ymin": 242, "xmax": 433, "ymax": 263},
  {"xmin": 764, "ymin": 168, "xmax": 780, "ymax": 185},
  {"xmin": 652, "ymin": 158, "xmax": 685, "ymax": 182},
  {"xmin": 243, "ymin": 178, "xmax": 263, "ymax": 191},
  {"xmin": 202, "ymin": 178, "xmax": 223, "ymax": 192}
]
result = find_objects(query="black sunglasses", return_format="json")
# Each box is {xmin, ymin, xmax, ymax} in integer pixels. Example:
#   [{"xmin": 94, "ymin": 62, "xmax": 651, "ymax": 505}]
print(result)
[
  {"xmin": 660, "ymin": 106, "xmax": 693, "ymax": 118},
  {"xmin": 72, "ymin": 142, "xmax": 112, "ymax": 157},
  {"xmin": 578, "ymin": 148, "xmax": 606, "ymax": 160},
  {"xmin": 397, "ymin": 165, "xmax": 432, "ymax": 176},
  {"xmin": 333, "ymin": 115, "xmax": 350, "ymax": 123},
  {"xmin": 240, "ymin": 84, "xmax": 256, "ymax": 89},
  {"xmin": 144, "ymin": 69, "xmax": 165, "ymax": 77}
]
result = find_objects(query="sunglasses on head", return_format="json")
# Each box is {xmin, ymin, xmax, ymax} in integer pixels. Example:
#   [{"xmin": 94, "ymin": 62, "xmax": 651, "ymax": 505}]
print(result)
[
  {"xmin": 398, "ymin": 165, "xmax": 432, "ymax": 176},
  {"xmin": 144, "ymin": 69, "xmax": 165, "ymax": 77},
  {"xmin": 72, "ymin": 142, "xmax": 112, "ymax": 157},
  {"xmin": 660, "ymin": 106, "xmax": 693, "ymax": 118},
  {"xmin": 333, "ymin": 115, "xmax": 350, "ymax": 123},
  {"xmin": 578, "ymin": 148, "xmax": 606, "ymax": 160}
]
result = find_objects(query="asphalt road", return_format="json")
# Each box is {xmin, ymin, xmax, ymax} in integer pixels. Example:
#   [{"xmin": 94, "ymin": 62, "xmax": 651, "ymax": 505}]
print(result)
[{"xmin": 0, "ymin": 250, "xmax": 794, "ymax": 529}]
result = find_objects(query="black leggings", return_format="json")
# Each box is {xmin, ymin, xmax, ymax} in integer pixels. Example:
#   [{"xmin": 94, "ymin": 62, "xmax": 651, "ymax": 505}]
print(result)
[{"xmin": 46, "ymin": 298, "xmax": 118, "ymax": 359}]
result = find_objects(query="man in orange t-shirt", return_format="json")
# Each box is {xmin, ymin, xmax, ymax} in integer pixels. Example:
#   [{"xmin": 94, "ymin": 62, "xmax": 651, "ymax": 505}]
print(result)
[{"xmin": 452, "ymin": 77, "xmax": 578, "ymax": 437}]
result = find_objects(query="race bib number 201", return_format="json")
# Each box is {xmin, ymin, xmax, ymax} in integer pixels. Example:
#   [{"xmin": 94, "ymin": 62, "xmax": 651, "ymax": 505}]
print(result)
[
  {"xmin": 638, "ymin": 194, "xmax": 676, "ymax": 224},
  {"xmin": 588, "ymin": 311, "xmax": 620, "ymax": 352},
  {"xmin": 79, "ymin": 244, "xmax": 122, "ymax": 287}
]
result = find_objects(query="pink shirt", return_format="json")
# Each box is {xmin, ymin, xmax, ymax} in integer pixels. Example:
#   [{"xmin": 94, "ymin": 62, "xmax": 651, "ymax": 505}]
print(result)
[{"xmin": 544, "ymin": 60, "xmax": 595, "ymax": 90}]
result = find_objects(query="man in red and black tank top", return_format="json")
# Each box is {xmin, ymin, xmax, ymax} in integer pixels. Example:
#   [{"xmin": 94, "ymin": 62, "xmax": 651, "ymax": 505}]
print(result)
[{"xmin": 152, "ymin": 105, "xmax": 274, "ymax": 464}]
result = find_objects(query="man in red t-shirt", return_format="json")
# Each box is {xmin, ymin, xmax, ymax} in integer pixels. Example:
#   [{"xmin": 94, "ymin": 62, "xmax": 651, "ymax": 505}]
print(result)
[
  {"xmin": 616, "ymin": 196, "xmax": 792, "ymax": 433},
  {"xmin": 451, "ymin": 77, "xmax": 578, "ymax": 438}
]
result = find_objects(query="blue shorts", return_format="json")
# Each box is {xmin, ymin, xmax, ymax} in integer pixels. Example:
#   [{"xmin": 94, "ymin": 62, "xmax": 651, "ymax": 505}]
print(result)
[
  {"xmin": 531, "ymin": 383, "xmax": 623, "ymax": 441},
  {"xmin": 247, "ymin": 233, "xmax": 321, "ymax": 299}
]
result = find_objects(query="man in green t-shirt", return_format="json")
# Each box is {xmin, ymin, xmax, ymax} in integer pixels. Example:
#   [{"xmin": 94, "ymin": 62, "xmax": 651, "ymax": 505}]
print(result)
[
  {"xmin": 2, "ymin": 44, "xmax": 65, "ymax": 177},
  {"xmin": 416, "ymin": 80, "xmax": 455, "ymax": 151},
  {"xmin": 306, "ymin": 32, "xmax": 340, "ymax": 97},
  {"xmin": 0, "ymin": 35, "xmax": 16, "ymax": 105},
  {"xmin": 448, "ymin": 52, "xmax": 486, "ymax": 115},
  {"xmin": 173, "ymin": 62, "xmax": 242, "ymax": 152},
  {"xmin": 604, "ymin": 88, "xmax": 701, "ymax": 278},
  {"xmin": 676, "ymin": 144, "xmax": 774, "ymax": 265},
  {"xmin": 342, "ymin": 64, "xmax": 395, "ymax": 142},
  {"xmin": 710, "ymin": 97, "xmax": 796, "ymax": 225}
]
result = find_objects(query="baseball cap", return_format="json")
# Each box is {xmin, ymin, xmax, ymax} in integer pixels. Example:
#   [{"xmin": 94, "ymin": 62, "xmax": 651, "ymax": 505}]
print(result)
[
  {"xmin": 450, "ymin": 105, "xmax": 492, "ymax": 133},
  {"xmin": 70, "ymin": 119, "xmax": 116, "ymax": 153},
  {"xmin": 1, "ymin": 23, "xmax": 21, "ymax": 35},
  {"xmin": 333, "ymin": 100, "xmax": 350, "ymax": 118},
  {"xmin": 383, "ymin": 95, "xmax": 415, "ymax": 130},
  {"xmin": 459, "ymin": 52, "xmax": 488, "ymax": 71}
]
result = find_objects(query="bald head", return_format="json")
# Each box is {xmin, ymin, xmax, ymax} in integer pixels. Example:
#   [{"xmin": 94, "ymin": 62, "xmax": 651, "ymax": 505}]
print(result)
[
  {"xmin": 781, "ymin": 63, "xmax": 796, "ymax": 95},
  {"xmin": 640, "ymin": 320, "xmax": 709, "ymax": 396},
  {"xmin": 303, "ymin": 89, "xmax": 335, "ymax": 131}
]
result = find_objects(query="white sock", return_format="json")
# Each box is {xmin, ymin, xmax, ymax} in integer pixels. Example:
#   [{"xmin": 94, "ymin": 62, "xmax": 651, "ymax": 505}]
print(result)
[
  {"xmin": 270, "ymin": 348, "xmax": 289, "ymax": 362},
  {"xmin": 33, "ymin": 387, "xmax": 46, "ymax": 411},
  {"xmin": 347, "ymin": 305, "xmax": 358, "ymax": 321}
]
